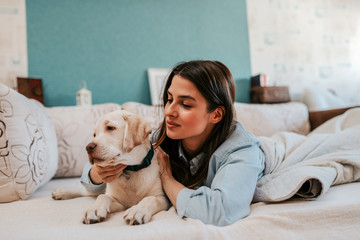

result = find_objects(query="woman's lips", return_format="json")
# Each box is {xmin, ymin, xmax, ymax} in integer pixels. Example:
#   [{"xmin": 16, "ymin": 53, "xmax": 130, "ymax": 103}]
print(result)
[{"xmin": 166, "ymin": 121, "xmax": 180, "ymax": 129}]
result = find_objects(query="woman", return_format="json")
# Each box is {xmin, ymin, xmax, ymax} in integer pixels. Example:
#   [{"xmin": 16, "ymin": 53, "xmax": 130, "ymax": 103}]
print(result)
[{"xmin": 81, "ymin": 60, "xmax": 265, "ymax": 226}]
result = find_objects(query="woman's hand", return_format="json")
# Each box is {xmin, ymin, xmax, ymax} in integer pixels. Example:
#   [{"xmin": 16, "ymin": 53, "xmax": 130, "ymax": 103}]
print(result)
[
  {"xmin": 156, "ymin": 147, "xmax": 173, "ymax": 179},
  {"xmin": 90, "ymin": 164, "xmax": 127, "ymax": 184},
  {"xmin": 156, "ymin": 146, "xmax": 186, "ymax": 209}
]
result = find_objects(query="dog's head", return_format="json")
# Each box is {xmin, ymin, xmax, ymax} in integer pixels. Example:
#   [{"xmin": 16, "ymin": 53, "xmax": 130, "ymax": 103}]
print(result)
[{"xmin": 86, "ymin": 110, "xmax": 152, "ymax": 167}]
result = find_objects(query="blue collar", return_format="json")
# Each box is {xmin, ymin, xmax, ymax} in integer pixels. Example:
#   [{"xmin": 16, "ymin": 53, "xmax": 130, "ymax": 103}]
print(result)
[{"xmin": 125, "ymin": 143, "xmax": 154, "ymax": 171}]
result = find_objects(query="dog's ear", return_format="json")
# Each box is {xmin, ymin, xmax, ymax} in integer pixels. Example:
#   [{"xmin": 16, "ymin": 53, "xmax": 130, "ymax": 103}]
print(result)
[{"xmin": 122, "ymin": 113, "xmax": 152, "ymax": 153}]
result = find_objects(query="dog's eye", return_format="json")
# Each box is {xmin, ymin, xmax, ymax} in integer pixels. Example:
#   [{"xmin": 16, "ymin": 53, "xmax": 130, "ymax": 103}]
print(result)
[
  {"xmin": 107, "ymin": 126, "xmax": 116, "ymax": 131},
  {"xmin": 93, "ymin": 133, "xmax": 96, "ymax": 137}
]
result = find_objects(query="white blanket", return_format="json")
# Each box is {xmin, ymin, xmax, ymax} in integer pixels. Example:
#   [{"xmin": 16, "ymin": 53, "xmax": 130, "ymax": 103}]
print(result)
[{"xmin": 255, "ymin": 107, "xmax": 360, "ymax": 202}]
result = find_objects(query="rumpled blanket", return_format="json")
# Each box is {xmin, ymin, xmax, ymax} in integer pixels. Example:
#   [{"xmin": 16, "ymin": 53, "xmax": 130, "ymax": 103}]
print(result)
[{"xmin": 254, "ymin": 107, "xmax": 360, "ymax": 202}]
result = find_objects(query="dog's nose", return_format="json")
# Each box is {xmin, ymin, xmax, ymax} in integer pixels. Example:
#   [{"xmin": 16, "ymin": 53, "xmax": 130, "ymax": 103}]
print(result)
[{"xmin": 86, "ymin": 142, "xmax": 97, "ymax": 153}]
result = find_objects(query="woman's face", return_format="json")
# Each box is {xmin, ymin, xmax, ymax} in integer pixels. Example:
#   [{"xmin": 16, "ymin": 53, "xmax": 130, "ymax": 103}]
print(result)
[{"xmin": 165, "ymin": 75, "xmax": 216, "ymax": 154}]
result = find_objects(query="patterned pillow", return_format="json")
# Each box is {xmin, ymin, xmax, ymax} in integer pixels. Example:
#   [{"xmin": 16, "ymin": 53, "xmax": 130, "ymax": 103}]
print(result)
[
  {"xmin": 0, "ymin": 83, "xmax": 58, "ymax": 202},
  {"xmin": 46, "ymin": 103, "xmax": 122, "ymax": 177}
]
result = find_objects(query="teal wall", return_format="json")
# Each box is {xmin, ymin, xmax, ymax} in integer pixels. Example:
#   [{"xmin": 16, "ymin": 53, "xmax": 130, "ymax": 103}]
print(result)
[{"xmin": 26, "ymin": 0, "xmax": 251, "ymax": 107}]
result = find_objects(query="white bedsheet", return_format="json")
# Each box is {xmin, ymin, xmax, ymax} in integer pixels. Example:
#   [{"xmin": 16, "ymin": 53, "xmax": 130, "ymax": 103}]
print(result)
[{"xmin": 1, "ymin": 177, "xmax": 360, "ymax": 240}]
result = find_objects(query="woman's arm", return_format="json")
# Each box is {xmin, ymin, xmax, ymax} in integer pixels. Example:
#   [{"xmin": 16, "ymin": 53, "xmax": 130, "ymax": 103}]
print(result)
[{"xmin": 160, "ymin": 145, "xmax": 264, "ymax": 226}]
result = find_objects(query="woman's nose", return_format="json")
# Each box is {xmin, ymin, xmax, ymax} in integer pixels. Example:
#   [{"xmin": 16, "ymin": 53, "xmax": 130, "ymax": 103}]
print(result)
[{"xmin": 165, "ymin": 102, "xmax": 178, "ymax": 117}]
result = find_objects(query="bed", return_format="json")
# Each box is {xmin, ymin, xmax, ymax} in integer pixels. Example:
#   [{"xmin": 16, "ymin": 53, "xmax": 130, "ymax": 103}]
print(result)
[{"xmin": 0, "ymin": 83, "xmax": 359, "ymax": 240}]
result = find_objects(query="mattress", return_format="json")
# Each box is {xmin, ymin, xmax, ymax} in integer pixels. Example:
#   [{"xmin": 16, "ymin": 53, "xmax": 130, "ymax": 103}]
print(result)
[{"xmin": 1, "ymin": 178, "xmax": 359, "ymax": 240}]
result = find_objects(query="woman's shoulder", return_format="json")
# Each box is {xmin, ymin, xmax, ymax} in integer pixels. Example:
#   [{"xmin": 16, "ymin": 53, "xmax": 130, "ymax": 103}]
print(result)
[
  {"xmin": 213, "ymin": 120, "xmax": 261, "ymax": 158},
  {"xmin": 206, "ymin": 121, "xmax": 264, "ymax": 181},
  {"xmin": 228, "ymin": 120, "xmax": 259, "ymax": 144}
]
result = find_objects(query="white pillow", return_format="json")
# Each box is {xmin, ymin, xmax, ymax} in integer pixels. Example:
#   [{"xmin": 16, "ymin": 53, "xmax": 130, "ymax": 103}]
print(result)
[
  {"xmin": 301, "ymin": 87, "xmax": 349, "ymax": 111},
  {"xmin": 0, "ymin": 83, "xmax": 58, "ymax": 202},
  {"xmin": 46, "ymin": 103, "xmax": 122, "ymax": 177},
  {"xmin": 234, "ymin": 102, "xmax": 310, "ymax": 137},
  {"xmin": 121, "ymin": 101, "xmax": 163, "ymax": 131}
]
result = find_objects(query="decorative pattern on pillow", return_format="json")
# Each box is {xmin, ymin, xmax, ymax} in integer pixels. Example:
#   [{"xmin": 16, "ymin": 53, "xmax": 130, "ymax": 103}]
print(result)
[
  {"xmin": 46, "ymin": 103, "xmax": 122, "ymax": 177},
  {"xmin": 0, "ymin": 83, "xmax": 58, "ymax": 202}
]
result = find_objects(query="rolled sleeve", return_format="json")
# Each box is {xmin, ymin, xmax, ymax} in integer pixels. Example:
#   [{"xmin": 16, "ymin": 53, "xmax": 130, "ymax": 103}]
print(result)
[{"xmin": 80, "ymin": 162, "xmax": 106, "ymax": 193}]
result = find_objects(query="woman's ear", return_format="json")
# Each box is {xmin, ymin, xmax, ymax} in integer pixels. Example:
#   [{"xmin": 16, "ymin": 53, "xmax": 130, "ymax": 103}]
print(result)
[{"xmin": 211, "ymin": 106, "xmax": 225, "ymax": 124}]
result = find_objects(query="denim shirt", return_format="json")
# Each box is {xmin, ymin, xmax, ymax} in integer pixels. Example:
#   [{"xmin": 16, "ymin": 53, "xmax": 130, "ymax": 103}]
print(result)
[
  {"xmin": 176, "ymin": 121, "xmax": 264, "ymax": 226},
  {"xmin": 80, "ymin": 120, "xmax": 265, "ymax": 226}
]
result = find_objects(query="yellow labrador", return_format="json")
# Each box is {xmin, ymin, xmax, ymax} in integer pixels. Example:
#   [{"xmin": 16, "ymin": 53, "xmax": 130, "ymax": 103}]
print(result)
[{"xmin": 52, "ymin": 110, "xmax": 169, "ymax": 225}]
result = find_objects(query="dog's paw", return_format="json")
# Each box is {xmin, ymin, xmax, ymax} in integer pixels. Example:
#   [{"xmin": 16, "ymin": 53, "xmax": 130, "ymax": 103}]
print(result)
[
  {"xmin": 52, "ymin": 189, "xmax": 71, "ymax": 200},
  {"xmin": 123, "ymin": 205, "xmax": 152, "ymax": 225},
  {"xmin": 83, "ymin": 206, "xmax": 109, "ymax": 224}
]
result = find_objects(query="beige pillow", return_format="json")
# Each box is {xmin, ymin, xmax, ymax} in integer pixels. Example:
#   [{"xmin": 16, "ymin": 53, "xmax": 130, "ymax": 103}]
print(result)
[
  {"xmin": 46, "ymin": 103, "xmax": 122, "ymax": 177},
  {"xmin": 0, "ymin": 83, "xmax": 58, "ymax": 202},
  {"xmin": 234, "ymin": 102, "xmax": 310, "ymax": 137},
  {"xmin": 121, "ymin": 101, "xmax": 163, "ymax": 131}
]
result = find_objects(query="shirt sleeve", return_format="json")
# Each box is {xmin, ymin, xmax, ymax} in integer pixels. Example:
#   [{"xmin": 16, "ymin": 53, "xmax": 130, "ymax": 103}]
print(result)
[
  {"xmin": 80, "ymin": 162, "xmax": 106, "ymax": 193},
  {"xmin": 176, "ymin": 144, "xmax": 264, "ymax": 226}
]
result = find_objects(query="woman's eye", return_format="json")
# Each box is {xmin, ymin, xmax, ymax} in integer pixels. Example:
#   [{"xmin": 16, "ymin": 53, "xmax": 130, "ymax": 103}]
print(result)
[
  {"xmin": 167, "ymin": 98, "xmax": 173, "ymax": 103},
  {"xmin": 107, "ymin": 126, "xmax": 116, "ymax": 131},
  {"xmin": 182, "ymin": 104, "xmax": 192, "ymax": 108}
]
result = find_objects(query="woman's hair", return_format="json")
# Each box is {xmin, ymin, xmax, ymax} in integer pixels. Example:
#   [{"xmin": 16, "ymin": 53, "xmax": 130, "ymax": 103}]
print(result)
[{"xmin": 154, "ymin": 60, "xmax": 236, "ymax": 188}]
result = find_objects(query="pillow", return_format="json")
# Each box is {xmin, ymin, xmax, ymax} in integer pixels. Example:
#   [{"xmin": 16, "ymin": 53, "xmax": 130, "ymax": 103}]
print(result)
[
  {"xmin": 301, "ymin": 87, "xmax": 349, "ymax": 111},
  {"xmin": 234, "ymin": 102, "xmax": 310, "ymax": 137},
  {"xmin": 46, "ymin": 103, "xmax": 122, "ymax": 177},
  {"xmin": 121, "ymin": 101, "xmax": 163, "ymax": 131},
  {"xmin": 309, "ymin": 106, "xmax": 360, "ymax": 130},
  {"xmin": 0, "ymin": 83, "xmax": 58, "ymax": 202}
]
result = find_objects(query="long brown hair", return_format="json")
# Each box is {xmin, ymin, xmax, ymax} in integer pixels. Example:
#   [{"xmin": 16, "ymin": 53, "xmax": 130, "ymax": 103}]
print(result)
[{"xmin": 154, "ymin": 60, "xmax": 236, "ymax": 188}]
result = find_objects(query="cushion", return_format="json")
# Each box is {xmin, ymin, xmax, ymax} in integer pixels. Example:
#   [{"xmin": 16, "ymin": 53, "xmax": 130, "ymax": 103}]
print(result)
[
  {"xmin": 121, "ymin": 101, "xmax": 163, "ymax": 131},
  {"xmin": 0, "ymin": 83, "xmax": 58, "ymax": 202},
  {"xmin": 234, "ymin": 102, "xmax": 310, "ymax": 137},
  {"xmin": 309, "ymin": 106, "xmax": 360, "ymax": 130},
  {"xmin": 46, "ymin": 103, "xmax": 122, "ymax": 177},
  {"xmin": 301, "ymin": 87, "xmax": 349, "ymax": 111}
]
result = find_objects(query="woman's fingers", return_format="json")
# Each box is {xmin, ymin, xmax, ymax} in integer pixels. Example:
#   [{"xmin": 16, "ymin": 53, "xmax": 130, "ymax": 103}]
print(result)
[
  {"xmin": 95, "ymin": 164, "xmax": 127, "ymax": 183},
  {"xmin": 156, "ymin": 147, "xmax": 172, "ymax": 177},
  {"xmin": 156, "ymin": 147, "xmax": 169, "ymax": 162}
]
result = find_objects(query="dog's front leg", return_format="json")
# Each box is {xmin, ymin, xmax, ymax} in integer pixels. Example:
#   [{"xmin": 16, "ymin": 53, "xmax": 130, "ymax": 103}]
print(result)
[
  {"xmin": 52, "ymin": 188, "xmax": 102, "ymax": 200},
  {"xmin": 123, "ymin": 195, "xmax": 169, "ymax": 225},
  {"xmin": 83, "ymin": 194, "xmax": 125, "ymax": 224}
]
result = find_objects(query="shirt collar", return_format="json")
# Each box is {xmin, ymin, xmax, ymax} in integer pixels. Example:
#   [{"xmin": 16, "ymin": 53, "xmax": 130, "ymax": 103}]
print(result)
[{"xmin": 178, "ymin": 141, "xmax": 205, "ymax": 176}]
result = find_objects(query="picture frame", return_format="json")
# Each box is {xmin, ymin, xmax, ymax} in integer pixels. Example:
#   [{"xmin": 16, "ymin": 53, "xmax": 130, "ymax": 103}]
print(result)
[{"xmin": 147, "ymin": 68, "xmax": 172, "ymax": 105}]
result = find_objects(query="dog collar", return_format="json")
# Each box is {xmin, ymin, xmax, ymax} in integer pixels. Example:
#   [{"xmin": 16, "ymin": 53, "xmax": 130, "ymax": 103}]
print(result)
[{"xmin": 124, "ymin": 143, "xmax": 154, "ymax": 171}]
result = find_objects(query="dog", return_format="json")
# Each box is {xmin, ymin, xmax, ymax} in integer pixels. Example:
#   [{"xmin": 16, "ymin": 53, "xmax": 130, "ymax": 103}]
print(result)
[{"xmin": 52, "ymin": 110, "xmax": 169, "ymax": 225}]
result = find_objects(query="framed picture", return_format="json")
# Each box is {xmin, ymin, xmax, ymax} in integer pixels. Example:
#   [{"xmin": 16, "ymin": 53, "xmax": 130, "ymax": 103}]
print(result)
[{"xmin": 147, "ymin": 68, "xmax": 172, "ymax": 105}]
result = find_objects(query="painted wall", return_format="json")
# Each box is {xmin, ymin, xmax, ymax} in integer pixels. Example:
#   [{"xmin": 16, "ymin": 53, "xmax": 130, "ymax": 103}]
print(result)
[
  {"xmin": 247, "ymin": 0, "xmax": 360, "ymax": 106},
  {"xmin": 0, "ymin": 0, "xmax": 27, "ymax": 88},
  {"xmin": 26, "ymin": 0, "xmax": 251, "ymax": 106}
]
